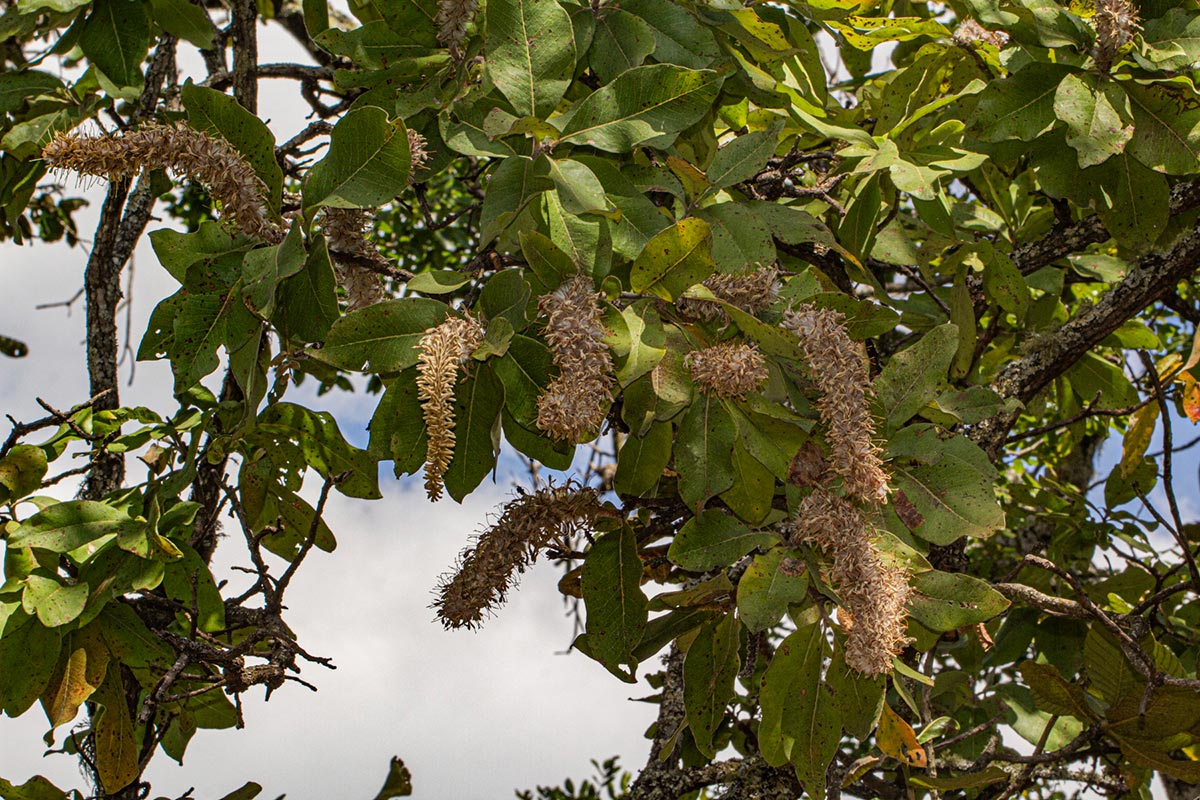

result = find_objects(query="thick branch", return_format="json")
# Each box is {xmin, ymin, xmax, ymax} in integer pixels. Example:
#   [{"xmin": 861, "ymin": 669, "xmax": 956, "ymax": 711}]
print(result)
[
  {"xmin": 975, "ymin": 220, "xmax": 1200, "ymax": 456},
  {"xmin": 1012, "ymin": 176, "xmax": 1200, "ymax": 276},
  {"xmin": 230, "ymin": 0, "xmax": 258, "ymax": 112}
]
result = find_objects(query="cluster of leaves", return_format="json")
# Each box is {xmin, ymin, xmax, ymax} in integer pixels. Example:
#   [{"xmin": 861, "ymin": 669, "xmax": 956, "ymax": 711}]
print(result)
[{"xmin": 3, "ymin": 0, "xmax": 1200, "ymax": 797}]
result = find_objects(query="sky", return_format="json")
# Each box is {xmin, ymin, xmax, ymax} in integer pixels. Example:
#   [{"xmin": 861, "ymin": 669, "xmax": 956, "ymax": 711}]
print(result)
[{"xmin": 0, "ymin": 28, "xmax": 657, "ymax": 800}]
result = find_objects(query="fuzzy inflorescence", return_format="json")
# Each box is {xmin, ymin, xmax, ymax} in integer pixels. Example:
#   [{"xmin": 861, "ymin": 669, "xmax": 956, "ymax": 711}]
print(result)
[
  {"xmin": 535, "ymin": 274, "xmax": 615, "ymax": 443},
  {"xmin": 43, "ymin": 123, "xmax": 280, "ymax": 242},
  {"xmin": 434, "ymin": 486, "xmax": 607, "ymax": 629},
  {"xmin": 676, "ymin": 266, "xmax": 779, "ymax": 323},
  {"xmin": 319, "ymin": 208, "xmax": 388, "ymax": 310},
  {"xmin": 686, "ymin": 342, "xmax": 769, "ymax": 400},
  {"xmin": 407, "ymin": 129, "xmax": 431, "ymax": 177},
  {"xmin": 953, "ymin": 18, "xmax": 1009, "ymax": 49},
  {"xmin": 416, "ymin": 314, "xmax": 484, "ymax": 501},
  {"xmin": 1092, "ymin": 0, "xmax": 1140, "ymax": 73},
  {"xmin": 784, "ymin": 488, "xmax": 911, "ymax": 675},
  {"xmin": 782, "ymin": 303, "xmax": 889, "ymax": 504},
  {"xmin": 435, "ymin": 0, "xmax": 478, "ymax": 59}
]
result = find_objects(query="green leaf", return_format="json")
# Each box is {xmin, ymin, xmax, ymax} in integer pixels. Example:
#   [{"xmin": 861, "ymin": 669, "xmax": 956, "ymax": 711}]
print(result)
[
  {"xmin": 696, "ymin": 202, "xmax": 776, "ymax": 272},
  {"xmin": 737, "ymin": 546, "xmax": 809, "ymax": 633},
  {"xmin": 886, "ymin": 424, "xmax": 1005, "ymax": 545},
  {"xmin": 706, "ymin": 126, "xmax": 779, "ymax": 189},
  {"xmin": 1067, "ymin": 351, "xmax": 1139, "ymax": 410},
  {"xmin": 581, "ymin": 525, "xmax": 648, "ymax": 681},
  {"xmin": 149, "ymin": 0, "xmax": 214, "ymax": 47},
  {"xmin": 80, "ymin": 0, "xmax": 149, "ymax": 88},
  {"xmin": 1138, "ymin": 9, "xmax": 1200, "ymax": 72},
  {"xmin": 614, "ymin": 420, "xmax": 672, "ymax": 496},
  {"xmin": 720, "ymin": 438, "xmax": 776, "ymax": 525},
  {"xmin": 759, "ymin": 622, "xmax": 840, "ymax": 795},
  {"xmin": 443, "ymin": 365, "xmax": 504, "ymax": 502},
  {"xmin": 520, "ymin": 230, "xmax": 576, "ymax": 296},
  {"xmin": 0, "ymin": 612, "xmax": 62, "ymax": 716},
  {"xmin": 313, "ymin": 298, "xmax": 447, "ymax": 373},
  {"xmin": 0, "ymin": 70, "xmax": 64, "ymax": 116},
  {"xmin": 683, "ymin": 613, "xmax": 740, "ymax": 758},
  {"xmin": 274, "ymin": 235, "xmax": 339, "ymax": 344},
  {"xmin": 1020, "ymin": 661, "xmax": 1094, "ymax": 720},
  {"xmin": 827, "ymin": 645, "xmax": 885, "ymax": 740},
  {"xmin": 545, "ymin": 158, "xmax": 617, "ymax": 219},
  {"xmin": 0, "ymin": 775, "xmax": 77, "ymax": 800},
  {"xmin": 162, "ymin": 542, "xmax": 226, "ymax": 632},
  {"xmin": 629, "ymin": 217, "xmax": 714, "ymax": 300},
  {"xmin": 1053, "ymin": 73, "xmax": 1133, "ymax": 169},
  {"xmin": 874, "ymin": 323, "xmax": 958, "ymax": 432},
  {"xmin": 1089, "ymin": 151, "xmax": 1169, "ymax": 249},
  {"xmin": 407, "ymin": 270, "xmax": 471, "ymax": 294},
  {"xmin": 1125, "ymin": 81, "xmax": 1200, "ymax": 176},
  {"xmin": 933, "ymin": 386, "xmax": 1013, "ymax": 425},
  {"xmin": 759, "ymin": 622, "xmax": 819, "ymax": 766},
  {"xmin": 907, "ymin": 570, "xmax": 1010, "ymax": 632},
  {"xmin": 241, "ymin": 223, "xmax": 306, "ymax": 318},
  {"xmin": 149, "ymin": 221, "xmax": 251, "ymax": 287},
  {"xmin": 373, "ymin": 757, "xmax": 413, "ymax": 799},
  {"xmin": 589, "ymin": 9, "xmax": 656, "ymax": 83},
  {"xmin": 613, "ymin": 300, "xmax": 666, "ymax": 386},
  {"xmin": 971, "ymin": 242, "xmax": 1029, "ymax": 318},
  {"xmin": 9, "ymin": 501, "xmax": 134, "ymax": 552},
  {"xmin": 303, "ymin": 106, "xmax": 411, "ymax": 210},
  {"xmin": 486, "ymin": 0, "xmax": 576, "ymax": 118},
  {"xmin": 1084, "ymin": 625, "xmax": 1139, "ymax": 705},
  {"xmin": 502, "ymin": 411, "xmax": 575, "ymax": 470},
  {"xmin": 492, "ymin": 334, "xmax": 555, "ymax": 428},
  {"xmin": 97, "ymin": 603, "xmax": 172, "ymax": 669},
  {"xmin": 256, "ymin": 403, "xmax": 382, "ymax": 499},
  {"xmin": 675, "ymin": 394, "xmax": 737, "ymax": 508},
  {"xmin": 478, "ymin": 269, "xmax": 531, "ymax": 330},
  {"xmin": 972, "ymin": 63, "xmax": 1072, "ymax": 142},
  {"xmin": 181, "ymin": 83, "xmax": 283, "ymax": 215},
  {"xmin": 479, "ymin": 156, "xmax": 553, "ymax": 245},
  {"xmin": 669, "ymin": 508, "xmax": 776, "ymax": 572},
  {"xmin": 0, "ymin": 444, "xmax": 48, "ymax": 502},
  {"xmin": 559, "ymin": 64, "xmax": 723, "ymax": 152},
  {"xmin": 618, "ymin": 0, "xmax": 719, "ymax": 70},
  {"xmin": 909, "ymin": 768, "xmax": 1009, "ymax": 791},
  {"xmin": 22, "ymin": 574, "xmax": 90, "ymax": 627}
]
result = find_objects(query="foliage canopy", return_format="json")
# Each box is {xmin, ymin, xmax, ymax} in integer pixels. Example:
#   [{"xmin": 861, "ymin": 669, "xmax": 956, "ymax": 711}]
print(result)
[{"xmin": 3, "ymin": 0, "xmax": 1200, "ymax": 797}]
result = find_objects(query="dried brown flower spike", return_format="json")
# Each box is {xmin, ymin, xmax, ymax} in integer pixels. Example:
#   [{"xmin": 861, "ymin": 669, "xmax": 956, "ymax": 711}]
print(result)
[
  {"xmin": 43, "ymin": 122, "xmax": 281, "ymax": 242},
  {"xmin": 434, "ymin": 485, "xmax": 608, "ymax": 629},
  {"xmin": 686, "ymin": 342, "xmax": 768, "ymax": 400},
  {"xmin": 953, "ymin": 18, "xmax": 1009, "ymax": 49},
  {"xmin": 1092, "ymin": 0, "xmax": 1140, "ymax": 73},
  {"xmin": 319, "ymin": 208, "xmax": 388, "ymax": 310},
  {"xmin": 535, "ymin": 274, "xmax": 615, "ymax": 443},
  {"xmin": 407, "ymin": 129, "xmax": 431, "ymax": 177},
  {"xmin": 785, "ymin": 488, "xmax": 911, "ymax": 675},
  {"xmin": 782, "ymin": 303, "xmax": 889, "ymax": 504},
  {"xmin": 435, "ymin": 0, "xmax": 478, "ymax": 60},
  {"xmin": 676, "ymin": 266, "xmax": 779, "ymax": 323},
  {"xmin": 415, "ymin": 314, "xmax": 484, "ymax": 501}
]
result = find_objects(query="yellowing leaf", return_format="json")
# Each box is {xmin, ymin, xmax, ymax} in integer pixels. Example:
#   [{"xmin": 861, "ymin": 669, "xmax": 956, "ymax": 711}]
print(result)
[
  {"xmin": 1120, "ymin": 403, "xmax": 1160, "ymax": 477},
  {"xmin": 877, "ymin": 702, "xmax": 927, "ymax": 768}
]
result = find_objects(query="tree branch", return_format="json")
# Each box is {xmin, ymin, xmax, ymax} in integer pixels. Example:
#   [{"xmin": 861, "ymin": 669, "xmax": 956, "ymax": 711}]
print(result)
[{"xmin": 975, "ymin": 220, "xmax": 1200, "ymax": 456}]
